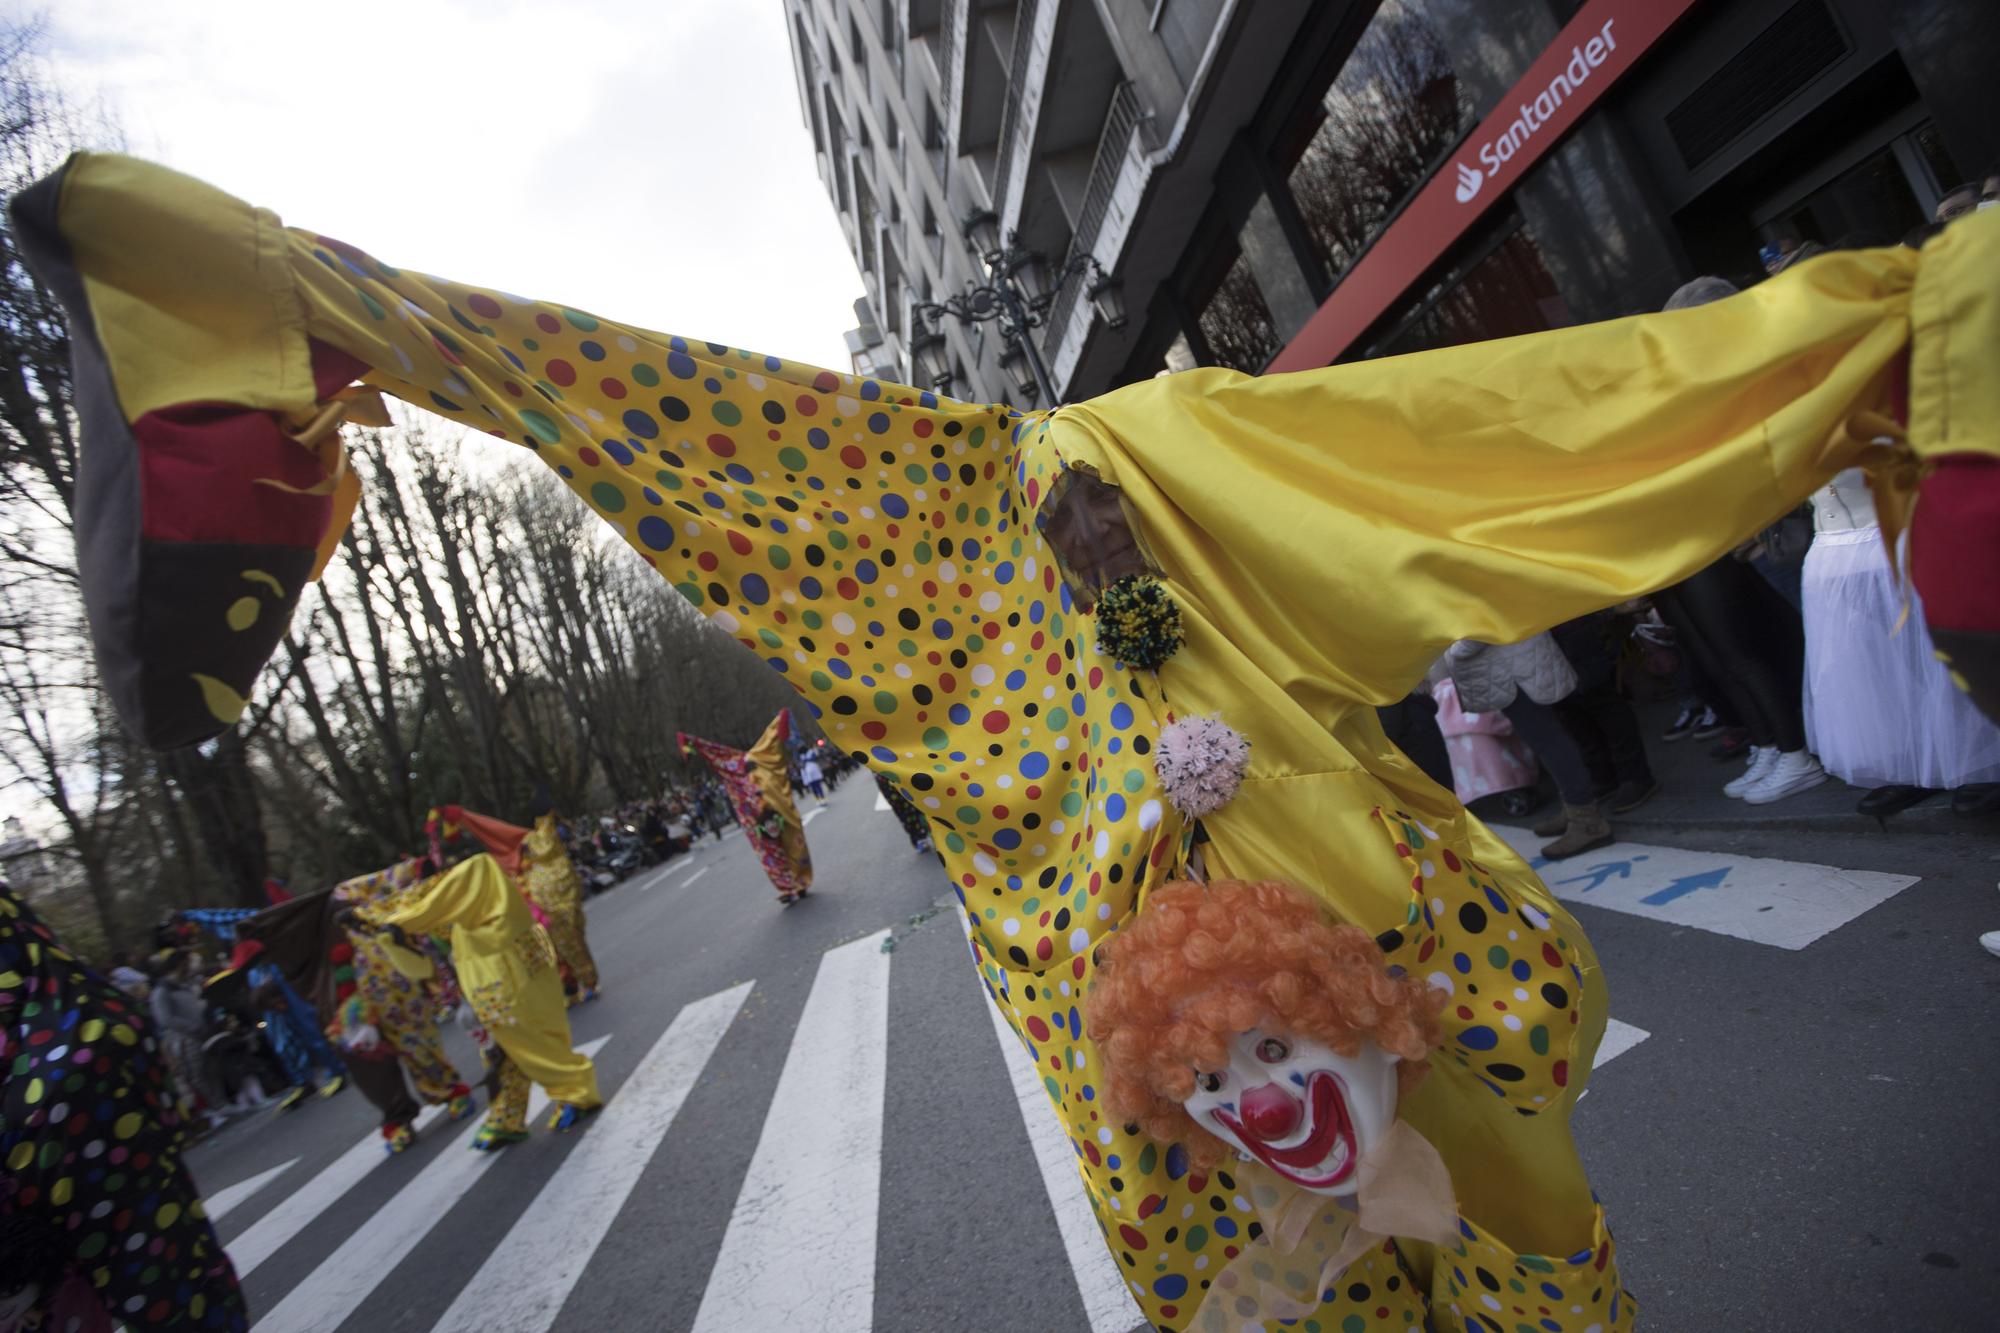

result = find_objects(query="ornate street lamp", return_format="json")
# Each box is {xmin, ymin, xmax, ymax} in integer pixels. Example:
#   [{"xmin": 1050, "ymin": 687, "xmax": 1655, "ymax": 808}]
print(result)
[
  {"xmin": 997, "ymin": 336, "xmax": 1037, "ymax": 398},
  {"xmin": 912, "ymin": 219, "xmax": 1126, "ymax": 407},
  {"xmin": 961, "ymin": 208, "xmax": 1002, "ymax": 259},
  {"xmin": 909, "ymin": 323, "xmax": 951, "ymax": 387}
]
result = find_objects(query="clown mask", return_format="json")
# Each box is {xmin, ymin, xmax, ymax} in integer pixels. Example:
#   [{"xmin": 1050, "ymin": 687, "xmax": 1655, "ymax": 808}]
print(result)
[{"xmin": 1181, "ymin": 1030, "xmax": 1400, "ymax": 1197}]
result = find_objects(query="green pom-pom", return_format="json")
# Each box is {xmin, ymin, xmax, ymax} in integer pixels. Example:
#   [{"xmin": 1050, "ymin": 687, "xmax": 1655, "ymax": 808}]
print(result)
[{"xmin": 1094, "ymin": 575, "xmax": 1183, "ymax": 670}]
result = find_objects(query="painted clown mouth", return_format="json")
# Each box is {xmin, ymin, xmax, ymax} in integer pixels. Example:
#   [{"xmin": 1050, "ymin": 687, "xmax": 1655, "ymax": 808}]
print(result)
[{"xmin": 1211, "ymin": 1071, "xmax": 1356, "ymax": 1189}]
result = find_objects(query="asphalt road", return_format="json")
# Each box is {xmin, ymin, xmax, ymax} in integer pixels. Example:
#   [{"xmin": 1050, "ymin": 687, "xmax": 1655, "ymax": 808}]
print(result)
[{"xmin": 185, "ymin": 774, "xmax": 2000, "ymax": 1331}]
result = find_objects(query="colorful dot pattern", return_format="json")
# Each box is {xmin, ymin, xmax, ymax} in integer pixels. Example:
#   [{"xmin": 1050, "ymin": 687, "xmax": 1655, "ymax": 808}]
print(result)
[
  {"xmin": 1, "ymin": 887, "xmax": 247, "ymax": 1329},
  {"xmin": 281, "ymin": 231, "xmax": 1629, "ymax": 1330}
]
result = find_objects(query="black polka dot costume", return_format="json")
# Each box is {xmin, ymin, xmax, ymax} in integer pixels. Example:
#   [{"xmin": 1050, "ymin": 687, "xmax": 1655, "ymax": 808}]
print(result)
[{"xmin": 1, "ymin": 887, "xmax": 248, "ymax": 1329}]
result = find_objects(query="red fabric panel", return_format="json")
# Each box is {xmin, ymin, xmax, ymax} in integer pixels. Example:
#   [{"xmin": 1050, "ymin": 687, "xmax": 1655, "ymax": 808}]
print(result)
[
  {"xmin": 455, "ymin": 809, "xmax": 532, "ymax": 878},
  {"xmin": 1910, "ymin": 453, "xmax": 2000, "ymax": 633},
  {"xmin": 133, "ymin": 340, "xmax": 370, "ymax": 547}
]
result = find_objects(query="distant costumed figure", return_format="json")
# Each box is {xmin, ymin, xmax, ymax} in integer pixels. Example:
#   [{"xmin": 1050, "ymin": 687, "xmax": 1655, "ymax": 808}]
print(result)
[
  {"xmin": 1, "ymin": 886, "xmax": 248, "ymax": 1332},
  {"xmin": 19, "ymin": 150, "xmax": 2000, "ymax": 1330},
  {"xmin": 237, "ymin": 863, "xmax": 476, "ymax": 1154},
  {"xmin": 177, "ymin": 907, "xmax": 346, "ymax": 1108},
  {"xmin": 875, "ymin": 773, "xmax": 933, "ymax": 852},
  {"xmin": 350, "ymin": 819, "xmax": 601, "ymax": 1151},
  {"xmin": 680, "ymin": 710, "xmax": 814, "ymax": 904}
]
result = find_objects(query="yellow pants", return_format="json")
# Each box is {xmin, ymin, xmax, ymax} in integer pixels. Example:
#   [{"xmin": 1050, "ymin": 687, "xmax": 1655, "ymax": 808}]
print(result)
[{"xmin": 480, "ymin": 1013, "xmax": 602, "ymax": 1132}]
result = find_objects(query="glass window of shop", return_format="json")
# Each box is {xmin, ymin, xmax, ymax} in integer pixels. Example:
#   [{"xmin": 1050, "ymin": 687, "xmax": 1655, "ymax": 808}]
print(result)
[
  {"xmin": 1358, "ymin": 206, "xmax": 1571, "ymax": 360},
  {"xmin": 1194, "ymin": 242, "xmax": 1282, "ymax": 374},
  {"xmin": 1278, "ymin": 0, "xmax": 1476, "ymax": 283}
]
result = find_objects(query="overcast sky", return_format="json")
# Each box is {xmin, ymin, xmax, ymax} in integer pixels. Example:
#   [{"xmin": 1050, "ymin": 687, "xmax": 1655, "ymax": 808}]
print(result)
[{"xmin": 24, "ymin": 0, "xmax": 864, "ymax": 370}]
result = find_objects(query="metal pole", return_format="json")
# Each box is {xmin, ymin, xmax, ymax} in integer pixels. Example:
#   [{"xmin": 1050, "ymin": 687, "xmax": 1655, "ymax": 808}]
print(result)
[{"xmin": 995, "ymin": 281, "xmax": 1059, "ymax": 407}]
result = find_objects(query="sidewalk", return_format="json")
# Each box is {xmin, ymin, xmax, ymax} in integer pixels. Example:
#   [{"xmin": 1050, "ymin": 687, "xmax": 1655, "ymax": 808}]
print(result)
[{"xmin": 1471, "ymin": 700, "xmax": 1999, "ymax": 840}]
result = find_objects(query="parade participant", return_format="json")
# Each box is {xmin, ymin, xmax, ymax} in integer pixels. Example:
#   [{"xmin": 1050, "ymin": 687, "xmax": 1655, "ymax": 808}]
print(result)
[
  {"xmin": 433, "ymin": 799, "xmax": 603, "ymax": 1004},
  {"xmin": 874, "ymin": 773, "xmax": 933, "ymax": 853},
  {"xmin": 179, "ymin": 909, "xmax": 347, "ymax": 1110},
  {"xmin": 349, "ymin": 826, "xmax": 601, "ymax": 1151},
  {"xmin": 522, "ymin": 796, "xmax": 600, "ymax": 1002},
  {"xmin": 680, "ymin": 711, "xmax": 814, "ymax": 905},
  {"xmin": 238, "ymin": 877, "xmax": 476, "ymax": 1154},
  {"xmin": 1, "ymin": 884, "xmax": 248, "ymax": 1331},
  {"xmin": 17, "ymin": 152, "xmax": 2000, "ymax": 1331}
]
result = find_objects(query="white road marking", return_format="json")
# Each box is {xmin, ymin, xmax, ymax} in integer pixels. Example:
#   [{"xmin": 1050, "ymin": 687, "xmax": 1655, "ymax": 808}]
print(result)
[
  {"xmin": 873, "ymin": 791, "xmax": 890, "ymax": 812},
  {"xmin": 803, "ymin": 806, "xmax": 825, "ymax": 824},
  {"xmin": 226, "ymin": 1102, "xmax": 450, "ymax": 1277},
  {"xmin": 691, "ymin": 931, "xmax": 891, "ymax": 1333},
  {"xmin": 1593, "ymin": 1018, "xmax": 1650, "ymax": 1069},
  {"xmin": 679, "ymin": 865, "xmax": 710, "ymax": 889},
  {"xmin": 1490, "ymin": 827, "xmax": 1918, "ymax": 950},
  {"xmin": 433, "ymin": 985, "xmax": 753, "ymax": 1333},
  {"xmin": 980, "ymin": 981, "xmax": 1146, "ymax": 1331},
  {"xmin": 253, "ymin": 1036, "xmax": 612, "ymax": 1332},
  {"xmin": 203, "ymin": 1157, "xmax": 298, "ymax": 1222}
]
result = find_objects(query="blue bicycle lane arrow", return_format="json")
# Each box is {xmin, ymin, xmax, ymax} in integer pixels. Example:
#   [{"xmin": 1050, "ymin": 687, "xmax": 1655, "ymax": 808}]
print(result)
[{"xmin": 1640, "ymin": 865, "xmax": 1731, "ymax": 906}]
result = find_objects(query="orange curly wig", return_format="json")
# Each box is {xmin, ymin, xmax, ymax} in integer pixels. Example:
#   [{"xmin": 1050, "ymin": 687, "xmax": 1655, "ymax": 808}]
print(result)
[{"xmin": 1086, "ymin": 878, "xmax": 1445, "ymax": 1168}]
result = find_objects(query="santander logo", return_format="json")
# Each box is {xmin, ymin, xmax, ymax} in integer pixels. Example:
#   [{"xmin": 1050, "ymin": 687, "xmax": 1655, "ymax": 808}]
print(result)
[{"xmin": 1451, "ymin": 17, "xmax": 1619, "ymax": 206}]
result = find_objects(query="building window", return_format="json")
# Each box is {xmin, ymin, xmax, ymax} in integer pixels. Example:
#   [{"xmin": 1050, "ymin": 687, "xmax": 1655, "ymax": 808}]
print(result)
[
  {"xmin": 1363, "ymin": 210, "xmax": 1569, "ymax": 358},
  {"xmin": 1280, "ymin": 0, "xmax": 1474, "ymax": 283},
  {"xmin": 1152, "ymin": 0, "xmax": 1225, "ymax": 85},
  {"xmin": 1195, "ymin": 244, "xmax": 1281, "ymax": 373}
]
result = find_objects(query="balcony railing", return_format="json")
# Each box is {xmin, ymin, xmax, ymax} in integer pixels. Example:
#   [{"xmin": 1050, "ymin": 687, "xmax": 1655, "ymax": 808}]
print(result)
[
  {"xmin": 1042, "ymin": 80, "xmax": 1143, "ymax": 360},
  {"xmin": 990, "ymin": 0, "xmax": 1040, "ymax": 213},
  {"xmin": 940, "ymin": 0, "xmax": 964, "ymax": 149}
]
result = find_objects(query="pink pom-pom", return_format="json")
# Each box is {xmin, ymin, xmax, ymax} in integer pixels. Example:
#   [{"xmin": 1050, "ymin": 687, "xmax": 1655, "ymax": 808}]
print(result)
[{"xmin": 1155, "ymin": 715, "xmax": 1250, "ymax": 818}]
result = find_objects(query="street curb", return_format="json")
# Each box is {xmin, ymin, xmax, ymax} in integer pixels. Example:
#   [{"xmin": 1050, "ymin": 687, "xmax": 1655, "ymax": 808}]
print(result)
[{"xmin": 1615, "ymin": 810, "xmax": 1999, "ymax": 840}]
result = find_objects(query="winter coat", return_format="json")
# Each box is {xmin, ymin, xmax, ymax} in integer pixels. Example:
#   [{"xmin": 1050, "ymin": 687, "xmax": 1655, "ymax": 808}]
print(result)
[{"xmin": 1446, "ymin": 633, "xmax": 1578, "ymax": 712}]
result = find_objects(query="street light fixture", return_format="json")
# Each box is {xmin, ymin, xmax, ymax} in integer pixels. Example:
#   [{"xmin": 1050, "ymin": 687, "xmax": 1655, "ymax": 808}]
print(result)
[
  {"xmin": 909, "ymin": 217, "xmax": 1127, "ymax": 407},
  {"xmin": 909, "ymin": 324, "xmax": 951, "ymax": 387},
  {"xmin": 997, "ymin": 336, "xmax": 1037, "ymax": 398},
  {"xmin": 961, "ymin": 207, "xmax": 1002, "ymax": 258}
]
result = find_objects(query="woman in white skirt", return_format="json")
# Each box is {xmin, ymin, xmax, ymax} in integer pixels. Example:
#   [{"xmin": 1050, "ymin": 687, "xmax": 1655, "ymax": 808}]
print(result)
[{"xmin": 1801, "ymin": 468, "xmax": 2000, "ymax": 822}]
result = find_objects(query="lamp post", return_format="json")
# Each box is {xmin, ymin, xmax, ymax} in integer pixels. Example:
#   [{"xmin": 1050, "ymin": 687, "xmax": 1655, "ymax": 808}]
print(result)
[{"xmin": 908, "ymin": 210, "xmax": 1127, "ymax": 407}]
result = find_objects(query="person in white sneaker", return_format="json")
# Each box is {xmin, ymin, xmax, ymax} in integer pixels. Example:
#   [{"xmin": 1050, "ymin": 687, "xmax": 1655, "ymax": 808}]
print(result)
[
  {"xmin": 1655, "ymin": 278, "xmax": 1825, "ymax": 806},
  {"xmin": 1741, "ymin": 747, "xmax": 1829, "ymax": 804}
]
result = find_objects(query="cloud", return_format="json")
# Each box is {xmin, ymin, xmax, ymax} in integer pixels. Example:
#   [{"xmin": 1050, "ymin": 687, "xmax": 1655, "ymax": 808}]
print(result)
[{"xmin": 29, "ymin": 0, "xmax": 863, "ymax": 368}]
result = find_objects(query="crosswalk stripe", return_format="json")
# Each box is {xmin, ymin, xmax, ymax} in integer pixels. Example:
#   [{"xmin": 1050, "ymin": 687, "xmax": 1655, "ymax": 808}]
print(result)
[
  {"xmin": 253, "ymin": 1036, "xmax": 612, "ymax": 1332},
  {"xmin": 1594, "ymin": 1018, "xmax": 1650, "ymax": 1069},
  {"xmin": 431, "ymin": 984, "xmax": 754, "ymax": 1333},
  {"xmin": 691, "ymin": 930, "xmax": 891, "ymax": 1333},
  {"xmin": 204, "ymin": 1157, "xmax": 298, "ymax": 1223},
  {"xmin": 980, "ymin": 983, "xmax": 1145, "ymax": 1331},
  {"xmin": 226, "ymin": 1102, "xmax": 450, "ymax": 1278}
]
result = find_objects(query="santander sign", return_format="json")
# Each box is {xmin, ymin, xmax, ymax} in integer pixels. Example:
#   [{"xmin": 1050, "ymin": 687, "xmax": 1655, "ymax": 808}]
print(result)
[
  {"xmin": 1270, "ymin": 0, "xmax": 1702, "ymax": 372},
  {"xmin": 1456, "ymin": 19, "xmax": 1624, "ymax": 204}
]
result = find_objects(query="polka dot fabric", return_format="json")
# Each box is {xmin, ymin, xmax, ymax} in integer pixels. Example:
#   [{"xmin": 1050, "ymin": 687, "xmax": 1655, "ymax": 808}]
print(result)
[
  {"xmin": 292, "ymin": 243, "xmax": 1173, "ymax": 983},
  {"xmin": 278, "ymin": 231, "xmax": 1635, "ymax": 1331},
  {"xmin": 1, "ymin": 887, "xmax": 247, "ymax": 1330}
]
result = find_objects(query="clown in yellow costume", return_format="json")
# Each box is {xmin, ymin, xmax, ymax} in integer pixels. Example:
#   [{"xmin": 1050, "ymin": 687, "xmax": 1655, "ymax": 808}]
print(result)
[
  {"xmin": 14, "ymin": 152, "xmax": 2000, "ymax": 1329},
  {"xmin": 522, "ymin": 812, "xmax": 601, "ymax": 1001},
  {"xmin": 353, "ymin": 852, "xmax": 601, "ymax": 1149}
]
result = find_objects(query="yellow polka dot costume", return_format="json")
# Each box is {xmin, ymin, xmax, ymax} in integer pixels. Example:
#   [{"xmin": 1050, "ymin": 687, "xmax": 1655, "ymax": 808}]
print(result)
[{"xmin": 17, "ymin": 153, "xmax": 2000, "ymax": 1330}]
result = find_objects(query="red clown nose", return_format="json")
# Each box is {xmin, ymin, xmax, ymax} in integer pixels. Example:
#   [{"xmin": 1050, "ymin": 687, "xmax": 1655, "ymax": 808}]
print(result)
[{"xmin": 1237, "ymin": 1083, "xmax": 1302, "ymax": 1142}]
